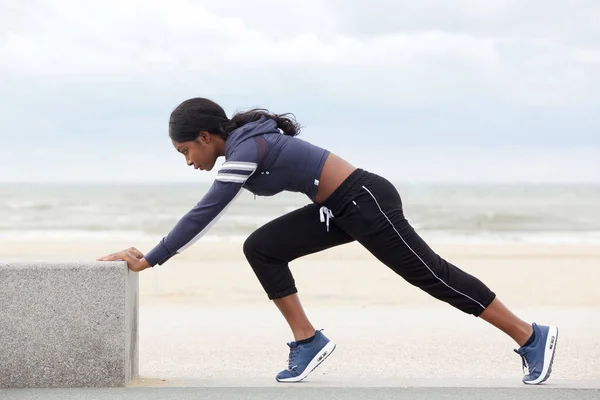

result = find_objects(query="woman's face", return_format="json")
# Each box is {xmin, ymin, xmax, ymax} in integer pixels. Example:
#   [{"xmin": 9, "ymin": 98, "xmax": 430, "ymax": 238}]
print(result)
[{"xmin": 172, "ymin": 132, "xmax": 220, "ymax": 172}]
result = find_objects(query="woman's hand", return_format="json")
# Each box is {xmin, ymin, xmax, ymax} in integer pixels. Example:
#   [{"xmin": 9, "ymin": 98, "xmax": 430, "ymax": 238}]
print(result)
[{"xmin": 97, "ymin": 247, "xmax": 150, "ymax": 272}]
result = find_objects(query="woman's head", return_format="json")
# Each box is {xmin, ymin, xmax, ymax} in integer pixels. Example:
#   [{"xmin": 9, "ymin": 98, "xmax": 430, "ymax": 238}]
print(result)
[
  {"xmin": 168, "ymin": 98, "xmax": 229, "ymax": 171},
  {"xmin": 168, "ymin": 97, "xmax": 302, "ymax": 171}
]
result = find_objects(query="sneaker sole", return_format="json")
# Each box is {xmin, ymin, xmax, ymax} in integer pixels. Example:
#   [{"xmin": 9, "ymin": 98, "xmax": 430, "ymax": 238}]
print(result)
[
  {"xmin": 524, "ymin": 325, "xmax": 558, "ymax": 385},
  {"xmin": 276, "ymin": 341, "xmax": 337, "ymax": 383}
]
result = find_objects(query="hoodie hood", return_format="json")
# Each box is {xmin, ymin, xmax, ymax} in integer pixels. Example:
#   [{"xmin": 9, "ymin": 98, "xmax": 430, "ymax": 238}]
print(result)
[{"xmin": 225, "ymin": 116, "xmax": 281, "ymax": 154}]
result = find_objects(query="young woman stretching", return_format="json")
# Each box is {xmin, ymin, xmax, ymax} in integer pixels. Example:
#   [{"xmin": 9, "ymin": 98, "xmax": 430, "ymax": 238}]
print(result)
[{"xmin": 98, "ymin": 97, "xmax": 558, "ymax": 384}]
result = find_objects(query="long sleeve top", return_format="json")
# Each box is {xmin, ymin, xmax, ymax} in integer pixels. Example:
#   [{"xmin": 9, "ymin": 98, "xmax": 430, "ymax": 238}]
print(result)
[{"xmin": 144, "ymin": 117, "xmax": 330, "ymax": 267}]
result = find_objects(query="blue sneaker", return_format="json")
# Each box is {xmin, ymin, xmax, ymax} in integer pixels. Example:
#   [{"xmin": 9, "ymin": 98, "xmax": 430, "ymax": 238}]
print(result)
[
  {"xmin": 275, "ymin": 330, "xmax": 336, "ymax": 382},
  {"xmin": 514, "ymin": 323, "xmax": 558, "ymax": 384}
]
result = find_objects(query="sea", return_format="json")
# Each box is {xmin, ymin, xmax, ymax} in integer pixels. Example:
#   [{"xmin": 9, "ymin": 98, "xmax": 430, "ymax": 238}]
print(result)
[{"xmin": 0, "ymin": 182, "xmax": 599, "ymax": 245}]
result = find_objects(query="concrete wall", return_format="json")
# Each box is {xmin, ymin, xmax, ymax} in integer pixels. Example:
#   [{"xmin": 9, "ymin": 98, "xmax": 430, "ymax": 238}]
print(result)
[{"xmin": 0, "ymin": 262, "xmax": 138, "ymax": 388}]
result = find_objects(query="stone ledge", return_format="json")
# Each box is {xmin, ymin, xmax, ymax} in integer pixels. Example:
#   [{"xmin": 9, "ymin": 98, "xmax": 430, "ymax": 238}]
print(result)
[{"xmin": 0, "ymin": 262, "xmax": 138, "ymax": 388}]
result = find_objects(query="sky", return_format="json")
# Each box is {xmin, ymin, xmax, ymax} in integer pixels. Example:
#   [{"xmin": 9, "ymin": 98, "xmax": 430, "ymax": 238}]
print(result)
[{"xmin": 1, "ymin": 0, "xmax": 599, "ymax": 183}]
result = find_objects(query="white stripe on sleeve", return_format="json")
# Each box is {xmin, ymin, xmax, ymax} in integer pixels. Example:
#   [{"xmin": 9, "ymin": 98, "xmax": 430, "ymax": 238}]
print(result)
[
  {"xmin": 219, "ymin": 161, "xmax": 257, "ymax": 171},
  {"xmin": 215, "ymin": 174, "xmax": 248, "ymax": 183}
]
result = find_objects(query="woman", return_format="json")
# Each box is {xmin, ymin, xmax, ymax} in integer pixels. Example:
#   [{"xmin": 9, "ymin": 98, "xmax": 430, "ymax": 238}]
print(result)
[{"xmin": 98, "ymin": 97, "xmax": 558, "ymax": 384}]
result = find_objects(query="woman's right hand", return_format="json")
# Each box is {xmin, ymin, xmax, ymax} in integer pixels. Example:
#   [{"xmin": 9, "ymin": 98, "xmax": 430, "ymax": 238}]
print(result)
[{"xmin": 97, "ymin": 246, "xmax": 150, "ymax": 272}]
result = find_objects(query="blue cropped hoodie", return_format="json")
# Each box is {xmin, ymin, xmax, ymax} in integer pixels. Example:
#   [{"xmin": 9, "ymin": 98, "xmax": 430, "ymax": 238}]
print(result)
[{"xmin": 144, "ymin": 117, "xmax": 330, "ymax": 267}]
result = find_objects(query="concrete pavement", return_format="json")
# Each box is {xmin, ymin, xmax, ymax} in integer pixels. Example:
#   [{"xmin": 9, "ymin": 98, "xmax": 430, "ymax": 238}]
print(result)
[{"xmin": 2, "ymin": 380, "xmax": 599, "ymax": 400}]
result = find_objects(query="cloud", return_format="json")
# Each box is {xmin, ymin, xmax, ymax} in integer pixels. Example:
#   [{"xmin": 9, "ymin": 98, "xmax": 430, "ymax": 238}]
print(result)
[
  {"xmin": 0, "ymin": 1, "xmax": 599, "ymax": 182},
  {"xmin": 2, "ymin": 0, "xmax": 599, "ymax": 107}
]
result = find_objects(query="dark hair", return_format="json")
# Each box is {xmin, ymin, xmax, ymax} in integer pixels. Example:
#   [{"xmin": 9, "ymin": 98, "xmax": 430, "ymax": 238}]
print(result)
[{"xmin": 168, "ymin": 97, "xmax": 301, "ymax": 142}]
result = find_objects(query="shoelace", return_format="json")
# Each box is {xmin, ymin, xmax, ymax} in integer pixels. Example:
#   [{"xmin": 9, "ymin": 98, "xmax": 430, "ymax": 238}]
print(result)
[
  {"xmin": 319, "ymin": 206, "xmax": 334, "ymax": 232},
  {"xmin": 514, "ymin": 348, "xmax": 536, "ymax": 375},
  {"xmin": 286, "ymin": 345, "xmax": 299, "ymax": 371}
]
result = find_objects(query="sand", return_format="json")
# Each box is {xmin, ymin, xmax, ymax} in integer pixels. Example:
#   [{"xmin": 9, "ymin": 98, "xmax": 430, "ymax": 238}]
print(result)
[
  {"xmin": 3, "ymin": 239, "xmax": 599, "ymax": 308},
  {"xmin": 2, "ymin": 239, "xmax": 599, "ymax": 382}
]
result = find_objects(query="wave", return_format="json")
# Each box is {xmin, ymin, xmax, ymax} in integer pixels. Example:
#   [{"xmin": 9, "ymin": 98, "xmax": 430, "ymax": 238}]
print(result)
[
  {"xmin": 1, "ymin": 182, "xmax": 599, "ymax": 245},
  {"xmin": 1, "ymin": 229, "xmax": 598, "ymax": 245}
]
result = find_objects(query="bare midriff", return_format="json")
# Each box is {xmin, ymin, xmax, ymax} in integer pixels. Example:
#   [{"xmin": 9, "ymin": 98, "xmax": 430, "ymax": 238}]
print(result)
[{"xmin": 314, "ymin": 152, "xmax": 357, "ymax": 204}]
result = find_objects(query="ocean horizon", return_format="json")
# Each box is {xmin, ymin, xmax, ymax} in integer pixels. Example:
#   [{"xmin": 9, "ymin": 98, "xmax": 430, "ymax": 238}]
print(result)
[{"xmin": 1, "ymin": 181, "xmax": 599, "ymax": 245}]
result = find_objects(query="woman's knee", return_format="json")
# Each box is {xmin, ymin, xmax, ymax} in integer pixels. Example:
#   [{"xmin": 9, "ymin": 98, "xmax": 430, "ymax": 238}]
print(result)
[
  {"xmin": 242, "ymin": 230, "xmax": 297, "ymax": 298},
  {"xmin": 243, "ymin": 231, "xmax": 261, "ymax": 262},
  {"xmin": 243, "ymin": 228, "xmax": 280, "ymax": 266}
]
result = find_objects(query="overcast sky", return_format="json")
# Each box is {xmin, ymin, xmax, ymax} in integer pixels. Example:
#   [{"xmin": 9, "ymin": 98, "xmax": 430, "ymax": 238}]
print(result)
[{"xmin": 1, "ymin": 0, "xmax": 599, "ymax": 183}]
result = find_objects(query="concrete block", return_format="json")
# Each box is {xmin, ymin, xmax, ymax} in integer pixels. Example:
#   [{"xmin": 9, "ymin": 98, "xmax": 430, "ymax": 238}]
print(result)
[{"xmin": 0, "ymin": 262, "xmax": 138, "ymax": 388}]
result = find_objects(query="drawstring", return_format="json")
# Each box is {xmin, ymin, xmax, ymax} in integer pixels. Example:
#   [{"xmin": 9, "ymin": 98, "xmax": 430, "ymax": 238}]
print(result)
[{"xmin": 319, "ymin": 206, "xmax": 334, "ymax": 232}]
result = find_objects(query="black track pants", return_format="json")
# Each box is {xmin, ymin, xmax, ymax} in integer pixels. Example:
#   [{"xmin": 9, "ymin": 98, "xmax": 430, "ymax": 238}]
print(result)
[{"xmin": 243, "ymin": 169, "xmax": 496, "ymax": 316}]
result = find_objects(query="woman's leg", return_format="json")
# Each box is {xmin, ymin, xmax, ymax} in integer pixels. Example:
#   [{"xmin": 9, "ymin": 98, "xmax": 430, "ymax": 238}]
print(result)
[
  {"xmin": 331, "ymin": 175, "xmax": 531, "ymax": 344},
  {"xmin": 331, "ymin": 172, "xmax": 557, "ymax": 384},
  {"xmin": 273, "ymin": 294, "xmax": 315, "ymax": 341},
  {"xmin": 479, "ymin": 298, "xmax": 533, "ymax": 346},
  {"xmin": 243, "ymin": 203, "xmax": 355, "ymax": 340}
]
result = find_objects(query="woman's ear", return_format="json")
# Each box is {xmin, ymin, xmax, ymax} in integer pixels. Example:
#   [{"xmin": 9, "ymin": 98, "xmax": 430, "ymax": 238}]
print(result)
[{"xmin": 197, "ymin": 131, "xmax": 211, "ymax": 144}]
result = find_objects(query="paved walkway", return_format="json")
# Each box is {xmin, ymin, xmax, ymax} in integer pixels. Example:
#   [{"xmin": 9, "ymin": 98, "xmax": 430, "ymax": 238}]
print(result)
[{"xmin": 3, "ymin": 380, "xmax": 600, "ymax": 400}]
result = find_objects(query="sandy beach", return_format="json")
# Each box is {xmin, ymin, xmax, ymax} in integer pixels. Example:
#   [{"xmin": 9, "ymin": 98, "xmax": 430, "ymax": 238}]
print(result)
[
  {"xmin": 3, "ymin": 239, "xmax": 599, "ymax": 308},
  {"xmin": 2, "ymin": 239, "xmax": 599, "ymax": 383}
]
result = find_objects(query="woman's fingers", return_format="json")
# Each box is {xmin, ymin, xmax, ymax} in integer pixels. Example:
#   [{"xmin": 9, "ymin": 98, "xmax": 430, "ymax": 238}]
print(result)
[
  {"xmin": 96, "ymin": 249, "xmax": 147, "ymax": 272},
  {"xmin": 96, "ymin": 248, "xmax": 134, "ymax": 261},
  {"xmin": 97, "ymin": 249, "xmax": 128, "ymax": 261},
  {"xmin": 109, "ymin": 248, "xmax": 142, "ymax": 258},
  {"xmin": 97, "ymin": 256, "xmax": 122, "ymax": 261}
]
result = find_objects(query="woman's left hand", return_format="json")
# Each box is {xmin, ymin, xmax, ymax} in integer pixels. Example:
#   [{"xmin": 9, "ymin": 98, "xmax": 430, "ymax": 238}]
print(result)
[{"xmin": 97, "ymin": 247, "xmax": 150, "ymax": 272}]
